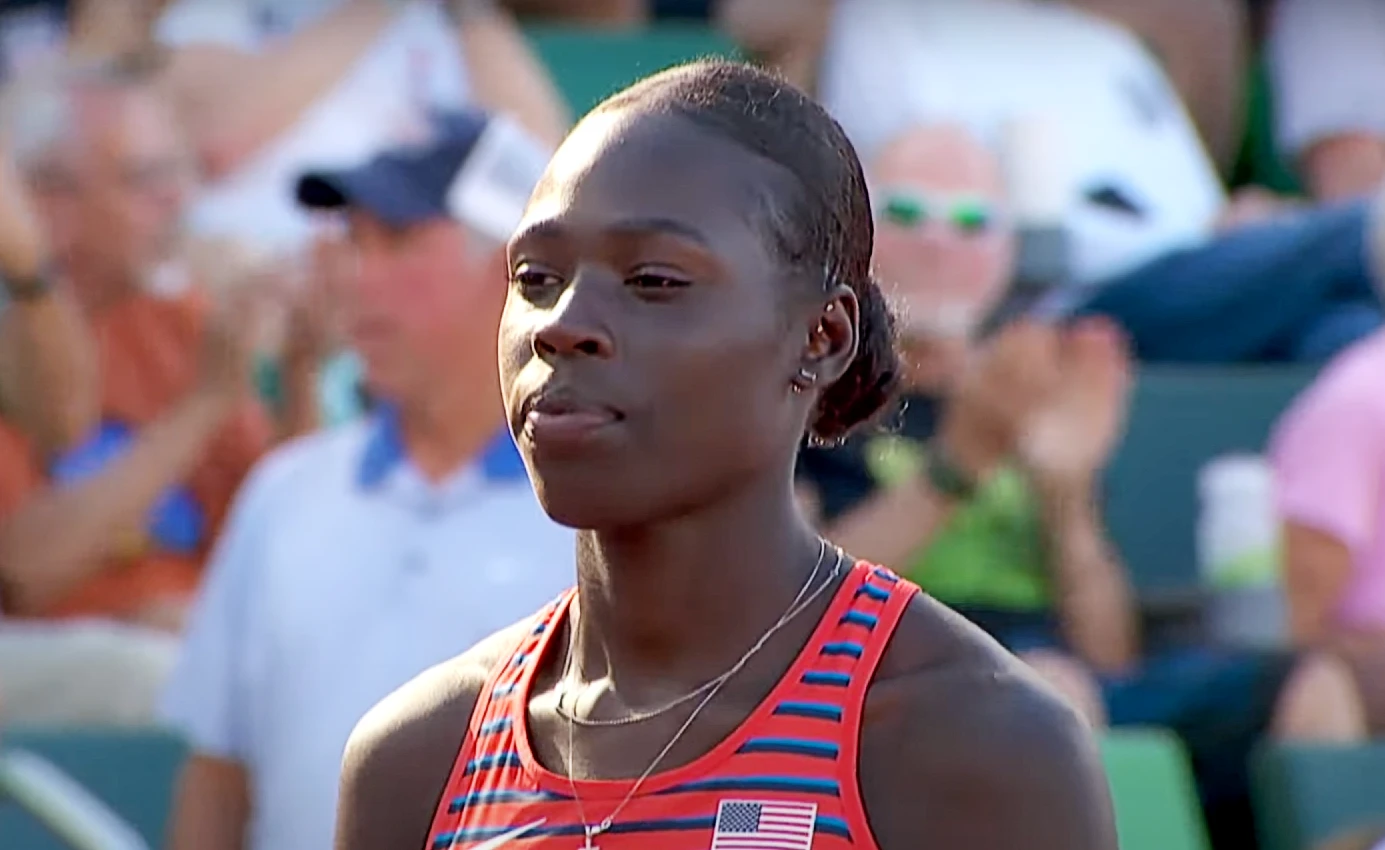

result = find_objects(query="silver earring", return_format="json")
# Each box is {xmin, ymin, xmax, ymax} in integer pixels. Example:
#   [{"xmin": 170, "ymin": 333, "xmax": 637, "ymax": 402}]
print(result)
[{"xmin": 791, "ymin": 367, "xmax": 818, "ymax": 393}]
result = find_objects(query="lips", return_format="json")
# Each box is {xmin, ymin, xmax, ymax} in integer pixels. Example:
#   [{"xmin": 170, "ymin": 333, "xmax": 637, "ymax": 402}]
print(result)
[{"xmin": 520, "ymin": 389, "xmax": 623, "ymax": 449}]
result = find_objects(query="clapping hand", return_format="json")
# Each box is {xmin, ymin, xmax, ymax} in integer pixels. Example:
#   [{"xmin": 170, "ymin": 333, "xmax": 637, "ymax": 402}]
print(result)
[{"xmin": 938, "ymin": 318, "xmax": 1131, "ymax": 486}]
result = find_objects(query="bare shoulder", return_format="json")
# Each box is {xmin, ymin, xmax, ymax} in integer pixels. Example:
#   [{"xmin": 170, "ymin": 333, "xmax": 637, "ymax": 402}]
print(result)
[
  {"xmin": 334, "ymin": 621, "xmax": 533, "ymax": 850},
  {"xmin": 858, "ymin": 593, "xmax": 1117, "ymax": 850}
]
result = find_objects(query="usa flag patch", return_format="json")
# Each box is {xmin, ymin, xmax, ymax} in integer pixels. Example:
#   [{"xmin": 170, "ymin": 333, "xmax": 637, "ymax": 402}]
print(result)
[{"xmin": 710, "ymin": 799, "xmax": 817, "ymax": 850}]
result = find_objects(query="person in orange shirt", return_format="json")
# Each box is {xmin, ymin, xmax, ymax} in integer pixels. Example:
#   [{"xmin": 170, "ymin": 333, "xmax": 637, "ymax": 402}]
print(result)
[{"xmin": 0, "ymin": 61, "xmax": 275, "ymax": 633}]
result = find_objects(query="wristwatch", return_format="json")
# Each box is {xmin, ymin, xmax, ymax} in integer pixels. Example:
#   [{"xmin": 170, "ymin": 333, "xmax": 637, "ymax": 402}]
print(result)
[
  {"xmin": 2, "ymin": 268, "xmax": 52, "ymax": 303},
  {"xmin": 923, "ymin": 441, "xmax": 980, "ymax": 501}
]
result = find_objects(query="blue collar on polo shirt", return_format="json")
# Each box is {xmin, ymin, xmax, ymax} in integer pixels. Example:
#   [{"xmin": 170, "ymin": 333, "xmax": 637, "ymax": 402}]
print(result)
[{"xmin": 356, "ymin": 405, "xmax": 528, "ymax": 490}]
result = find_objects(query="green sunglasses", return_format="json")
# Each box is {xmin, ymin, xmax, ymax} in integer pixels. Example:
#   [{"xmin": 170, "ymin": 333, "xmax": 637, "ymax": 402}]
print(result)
[{"xmin": 877, "ymin": 191, "xmax": 1001, "ymax": 234}]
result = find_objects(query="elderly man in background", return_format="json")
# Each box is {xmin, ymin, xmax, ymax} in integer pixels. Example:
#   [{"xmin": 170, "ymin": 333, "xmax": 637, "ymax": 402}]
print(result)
[
  {"xmin": 0, "ymin": 62, "xmax": 289, "ymax": 726},
  {"xmin": 162, "ymin": 108, "xmax": 575, "ymax": 850}
]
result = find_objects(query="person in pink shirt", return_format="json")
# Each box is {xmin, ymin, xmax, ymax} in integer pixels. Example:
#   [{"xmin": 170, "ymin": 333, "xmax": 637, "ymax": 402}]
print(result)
[{"xmin": 1273, "ymin": 329, "xmax": 1385, "ymax": 731}]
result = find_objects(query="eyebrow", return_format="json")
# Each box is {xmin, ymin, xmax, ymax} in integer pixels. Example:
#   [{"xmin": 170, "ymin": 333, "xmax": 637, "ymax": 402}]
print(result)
[{"xmin": 511, "ymin": 216, "xmax": 712, "ymax": 248}]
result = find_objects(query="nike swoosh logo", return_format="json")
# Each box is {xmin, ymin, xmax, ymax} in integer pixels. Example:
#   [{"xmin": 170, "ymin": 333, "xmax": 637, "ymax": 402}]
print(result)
[{"xmin": 470, "ymin": 818, "xmax": 548, "ymax": 849}]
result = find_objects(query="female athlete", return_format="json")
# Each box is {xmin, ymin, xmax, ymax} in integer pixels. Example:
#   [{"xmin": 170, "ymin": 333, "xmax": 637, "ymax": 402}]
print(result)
[{"xmin": 334, "ymin": 60, "xmax": 1117, "ymax": 850}]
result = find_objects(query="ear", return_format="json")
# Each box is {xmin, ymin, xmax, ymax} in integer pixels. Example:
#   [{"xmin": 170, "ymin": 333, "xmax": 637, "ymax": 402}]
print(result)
[{"xmin": 798, "ymin": 284, "xmax": 858, "ymax": 388}]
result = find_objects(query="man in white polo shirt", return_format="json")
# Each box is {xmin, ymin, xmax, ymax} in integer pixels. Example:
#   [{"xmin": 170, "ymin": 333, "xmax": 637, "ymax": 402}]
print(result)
[{"xmin": 159, "ymin": 108, "xmax": 573, "ymax": 850}]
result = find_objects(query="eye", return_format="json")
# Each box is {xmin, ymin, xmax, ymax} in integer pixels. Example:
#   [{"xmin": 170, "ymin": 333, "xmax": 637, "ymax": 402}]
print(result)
[
  {"xmin": 510, "ymin": 265, "xmax": 563, "ymax": 292},
  {"xmin": 626, "ymin": 272, "xmax": 691, "ymax": 292}
]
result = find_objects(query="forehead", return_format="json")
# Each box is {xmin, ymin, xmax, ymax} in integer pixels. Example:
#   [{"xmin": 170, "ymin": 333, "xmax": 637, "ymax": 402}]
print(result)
[
  {"xmin": 517, "ymin": 108, "xmax": 785, "ymax": 257},
  {"xmin": 871, "ymin": 125, "xmax": 1002, "ymax": 197},
  {"xmin": 76, "ymin": 87, "xmax": 182, "ymax": 161}
]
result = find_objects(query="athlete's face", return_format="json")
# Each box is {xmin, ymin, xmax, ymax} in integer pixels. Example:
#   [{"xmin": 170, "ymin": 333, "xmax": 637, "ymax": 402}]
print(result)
[{"xmin": 500, "ymin": 109, "xmax": 811, "ymax": 529}]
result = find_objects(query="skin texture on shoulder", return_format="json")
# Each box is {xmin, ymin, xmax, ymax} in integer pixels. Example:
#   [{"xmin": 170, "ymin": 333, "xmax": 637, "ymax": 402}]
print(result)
[
  {"xmin": 859, "ymin": 593, "xmax": 1117, "ymax": 849},
  {"xmin": 334, "ymin": 620, "xmax": 533, "ymax": 850}
]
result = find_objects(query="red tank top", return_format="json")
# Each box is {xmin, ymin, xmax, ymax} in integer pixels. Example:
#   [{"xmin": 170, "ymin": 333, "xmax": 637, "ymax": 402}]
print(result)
[{"xmin": 425, "ymin": 561, "xmax": 917, "ymax": 850}]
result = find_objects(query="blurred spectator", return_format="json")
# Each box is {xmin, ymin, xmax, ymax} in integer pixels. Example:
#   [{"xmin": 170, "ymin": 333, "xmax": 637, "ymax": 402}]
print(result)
[
  {"xmin": 147, "ymin": 0, "xmax": 567, "ymax": 428},
  {"xmin": 742, "ymin": 0, "xmax": 1248, "ymax": 174},
  {"xmin": 1067, "ymin": 0, "xmax": 1249, "ymax": 175},
  {"xmin": 152, "ymin": 0, "xmax": 567, "ymax": 257},
  {"xmin": 1268, "ymin": 0, "xmax": 1385, "ymax": 202},
  {"xmin": 1273, "ymin": 329, "xmax": 1385, "ymax": 734},
  {"xmin": 798, "ymin": 122, "xmax": 1368, "ymax": 847},
  {"xmin": 162, "ymin": 109, "xmax": 574, "ymax": 850},
  {"xmin": 816, "ymin": 0, "xmax": 1385, "ymax": 364},
  {"xmin": 820, "ymin": 0, "xmax": 1226, "ymax": 284},
  {"xmin": 0, "ymin": 1, "xmax": 175, "ymax": 78},
  {"xmin": 0, "ymin": 65, "xmax": 273, "ymax": 628},
  {"xmin": 0, "ymin": 111, "xmax": 97, "ymax": 462}
]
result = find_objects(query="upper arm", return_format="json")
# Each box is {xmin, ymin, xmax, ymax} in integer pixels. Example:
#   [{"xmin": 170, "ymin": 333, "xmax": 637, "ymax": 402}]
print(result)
[
  {"xmin": 166, "ymin": 753, "xmax": 251, "ymax": 850},
  {"xmin": 862, "ymin": 641, "xmax": 1116, "ymax": 850},
  {"xmin": 1282, "ymin": 521, "xmax": 1355, "ymax": 640},
  {"xmin": 336, "ymin": 625, "xmax": 529, "ymax": 850}
]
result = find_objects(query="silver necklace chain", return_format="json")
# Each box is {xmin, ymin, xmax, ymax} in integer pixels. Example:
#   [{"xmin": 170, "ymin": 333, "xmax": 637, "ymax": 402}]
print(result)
[
  {"xmin": 554, "ymin": 539, "xmax": 830, "ymax": 728},
  {"xmin": 561, "ymin": 545, "xmax": 848, "ymax": 850}
]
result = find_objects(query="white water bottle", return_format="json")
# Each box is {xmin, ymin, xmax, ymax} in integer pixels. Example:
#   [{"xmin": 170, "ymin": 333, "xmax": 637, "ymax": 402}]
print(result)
[
  {"xmin": 1197, "ymin": 453, "xmax": 1286, "ymax": 646},
  {"xmin": 1197, "ymin": 454, "xmax": 1280, "ymax": 589}
]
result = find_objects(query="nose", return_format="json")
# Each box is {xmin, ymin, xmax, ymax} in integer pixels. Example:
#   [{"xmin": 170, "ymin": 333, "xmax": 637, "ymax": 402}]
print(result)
[{"xmin": 531, "ymin": 283, "xmax": 615, "ymax": 360}]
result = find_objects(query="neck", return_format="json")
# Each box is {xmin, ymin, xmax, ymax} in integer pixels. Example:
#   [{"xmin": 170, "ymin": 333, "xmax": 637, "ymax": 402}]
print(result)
[
  {"xmin": 395, "ymin": 363, "xmax": 503, "ymax": 481},
  {"xmin": 570, "ymin": 468, "xmax": 828, "ymax": 690}
]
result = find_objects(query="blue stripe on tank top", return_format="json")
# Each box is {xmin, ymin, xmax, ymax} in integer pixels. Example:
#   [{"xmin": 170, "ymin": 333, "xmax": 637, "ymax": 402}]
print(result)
[
  {"xmin": 658, "ymin": 775, "xmax": 841, "ymax": 797},
  {"xmin": 532, "ymin": 621, "xmax": 547, "ymax": 635},
  {"xmin": 478, "ymin": 717, "xmax": 511, "ymax": 736},
  {"xmin": 820, "ymin": 641, "xmax": 864, "ymax": 658},
  {"xmin": 434, "ymin": 815, "xmax": 848, "ymax": 850},
  {"xmin": 816, "ymin": 815, "xmax": 854, "ymax": 840},
  {"xmin": 491, "ymin": 682, "xmax": 519, "ymax": 698},
  {"xmin": 773, "ymin": 701, "xmax": 844, "ymax": 722},
  {"xmin": 460, "ymin": 751, "xmax": 522, "ymax": 776},
  {"xmin": 872, "ymin": 568, "xmax": 898, "ymax": 583},
  {"xmin": 736, "ymin": 737, "xmax": 840, "ymax": 759},
  {"xmin": 511, "ymin": 652, "xmax": 529, "ymax": 667},
  {"xmin": 434, "ymin": 816, "xmax": 715, "ymax": 848},
  {"xmin": 801, "ymin": 670, "xmax": 852, "ymax": 687},
  {"xmin": 856, "ymin": 583, "xmax": 890, "ymax": 602},
  {"xmin": 839, "ymin": 610, "xmax": 879, "ymax": 629},
  {"xmin": 448, "ymin": 788, "xmax": 568, "ymax": 812}
]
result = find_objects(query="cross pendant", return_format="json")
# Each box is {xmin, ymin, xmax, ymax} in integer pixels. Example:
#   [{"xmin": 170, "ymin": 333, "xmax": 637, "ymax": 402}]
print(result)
[{"xmin": 580, "ymin": 825, "xmax": 601, "ymax": 850}]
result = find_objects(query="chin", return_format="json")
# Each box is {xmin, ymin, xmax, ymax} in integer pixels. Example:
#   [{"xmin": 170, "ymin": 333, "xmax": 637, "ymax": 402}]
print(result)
[
  {"xmin": 529, "ymin": 477, "xmax": 642, "ymax": 530},
  {"xmin": 526, "ymin": 461, "xmax": 731, "ymax": 532}
]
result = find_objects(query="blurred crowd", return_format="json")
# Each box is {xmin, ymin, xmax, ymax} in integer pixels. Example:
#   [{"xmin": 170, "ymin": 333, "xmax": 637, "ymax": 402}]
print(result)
[{"xmin": 0, "ymin": 1, "xmax": 1384, "ymax": 849}]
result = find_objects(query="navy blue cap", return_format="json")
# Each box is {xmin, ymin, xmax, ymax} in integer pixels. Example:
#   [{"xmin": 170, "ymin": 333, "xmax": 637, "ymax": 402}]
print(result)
[{"xmin": 296, "ymin": 108, "xmax": 494, "ymax": 228}]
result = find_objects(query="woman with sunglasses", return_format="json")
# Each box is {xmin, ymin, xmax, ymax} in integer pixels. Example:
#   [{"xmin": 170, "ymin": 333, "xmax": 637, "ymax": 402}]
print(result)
[{"xmin": 333, "ymin": 61, "xmax": 1116, "ymax": 850}]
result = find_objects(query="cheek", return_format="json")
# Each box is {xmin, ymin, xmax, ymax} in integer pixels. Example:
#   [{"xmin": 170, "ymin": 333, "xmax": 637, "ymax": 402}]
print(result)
[
  {"xmin": 647, "ymin": 311, "xmax": 792, "ymax": 455},
  {"xmin": 497, "ymin": 295, "xmax": 532, "ymax": 380}
]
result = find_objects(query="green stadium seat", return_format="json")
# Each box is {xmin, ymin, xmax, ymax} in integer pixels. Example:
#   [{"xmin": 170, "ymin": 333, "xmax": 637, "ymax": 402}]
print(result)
[
  {"xmin": 1103, "ymin": 366, "xmax": 1319, "ymax": 596},
  {"xmin": 525, "ymin": 24, "xmax": 740, "ymax": 118},
  {"xmin": 0, "ymin": 726, "xmax": 187, "ymax": 849},
  {"xmin": 1253, "ymin": 742, "xmax": 1385, "ymax": 850},
  {"xmin": 1101, "ymin": 729, "xmax": 1211, "ymax": 850}
]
